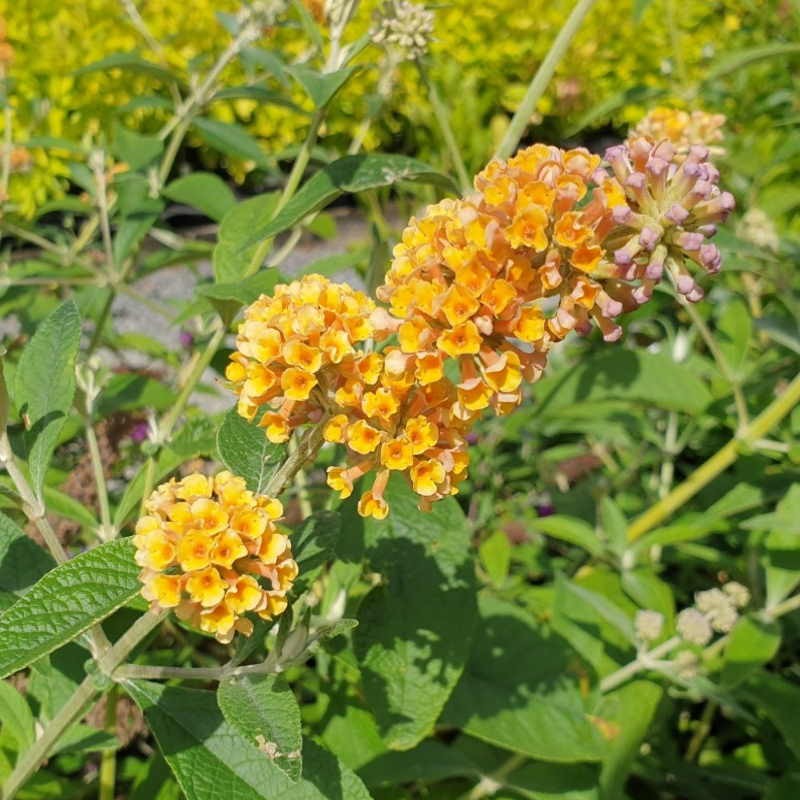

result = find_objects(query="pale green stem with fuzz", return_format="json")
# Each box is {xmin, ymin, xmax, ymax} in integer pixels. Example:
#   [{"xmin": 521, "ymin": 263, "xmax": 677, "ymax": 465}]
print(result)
[
  {"xmin": 0, "ymin": 612, "xmax": 166, "ymax": 800},
  {"xmin": 680, "ymin": 297, "xmax": 749, "ymax": 431},
  {"xmin": 1, "ymin": 69, "xmax": 12, "ymax": 201},
  {"xmin": 85, "ymin": 420, "xmax": 114, "ymax": 539},
  {"xmin": 91, "ymin": 154, "xmax": 115, "ymax": 274},
  {"xmin": 416, "ymin": 60, "xmax": 471, "ymax": 194},
  {"xmin": 628, "ymin": 371, "xmax": 800, "ymax": 542},
  {"xmin": 456, "ymin": 753, "xmax": 528, "ymax": 800},
  {"xmin": 494, "ymin": 0, "xmax": 599, "ymax": 161}
]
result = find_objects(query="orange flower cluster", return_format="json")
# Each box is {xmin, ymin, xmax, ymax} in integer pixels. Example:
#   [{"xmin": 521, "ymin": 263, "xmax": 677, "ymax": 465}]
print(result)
[
  {"xmin": 225, "ymin": 274, "xmax": 378, "ymax": 444},
  {"xmin": 135, "ymin": 471, "xmax": 297, "ymax": 642},
  {"xmin": 226, "ymin": 132, "xmax": 733, "ymax": 519}
]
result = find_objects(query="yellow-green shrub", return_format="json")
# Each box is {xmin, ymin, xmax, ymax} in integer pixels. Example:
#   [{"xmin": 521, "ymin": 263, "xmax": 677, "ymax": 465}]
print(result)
[{"xmin": 0, "ymin": 0, "xmax": 779, "ymax": 215}]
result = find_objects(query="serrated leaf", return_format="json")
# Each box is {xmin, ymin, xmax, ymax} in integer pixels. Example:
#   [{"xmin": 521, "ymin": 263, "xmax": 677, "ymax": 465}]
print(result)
[
  {"xmin": 0, "ymin": 538, "xmax": 140, "ymax": 678},
  {"xmin": 14, "ymin": 300, "xmax": 81, "ymax": 497},
  {"xmin": 0, "ymin": 680, "xmax": 35, "ymax": 752},
  {"xmin": 126, "ymin": 681, "xmax": 373, "ymax": 800},
  {"xmin": 214, "ymin": 193, "xmax": 280, "ymax": 282},
  {"xmin": 216, "ymin": 409, "xmax": 286, "ymax": 494},
  {"xmin": 243, "ymin": 155, "xmax": 455, "ymax": 249},
  {"xmin": 0, "ymin": 511, "xmax": 55, "ymax": 611},
  {"xmin": 163, "ymin": 173, "xmax": 237, "ymax": 222},
  {"xmin": 218, "ymin": 674, "xmax": 303, "ymax": 781},
  {"xmin": 192, "ymin": 117, "xmax": 270, "ymax": 168},
  {"xmin": 441, "ymin": 594, "xmax": 605, "ymax": 763},
  {"xmin": 355, "ymin": 477, "xmax": 478, "ymax": 750},
  {"xmin": 534, "ymin": 349, "xmax": 712, "ymax": 416},
  {"xmin": 287, "ymin": 64, "xmax": 358, "ymax": 108}
]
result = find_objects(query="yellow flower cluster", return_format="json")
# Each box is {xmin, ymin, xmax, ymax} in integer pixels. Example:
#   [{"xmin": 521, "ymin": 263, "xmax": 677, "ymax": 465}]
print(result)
[
  {"xmin": 135, "ymin": 471, "xmax": 297, "ymax": 642},
  {"xmin": 630, "ymin": 106, "xmax": 726, "ymax": 159}
]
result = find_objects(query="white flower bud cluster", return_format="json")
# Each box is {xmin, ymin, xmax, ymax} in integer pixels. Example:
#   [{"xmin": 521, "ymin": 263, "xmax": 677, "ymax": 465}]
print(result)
[
  {"xmin": 635, "ymin": 610, "xmax": 664, "ymax": 643},
  {"xmin": 676, "ymin": 580, "xmax": 750, "ymax": 646},
  {"xmin": 371, "ymin": 0, "xmax": 434, "ymax": 61},
  {"xmin": 737, "ymin": 208, "xmax": 780, "ymax": 254}
]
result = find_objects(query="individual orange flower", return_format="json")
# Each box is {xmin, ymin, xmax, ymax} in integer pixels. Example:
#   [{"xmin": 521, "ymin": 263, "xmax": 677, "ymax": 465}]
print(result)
[{"xmin": 135, "ymin": 470, "xmax": 297, "ymax": 643}]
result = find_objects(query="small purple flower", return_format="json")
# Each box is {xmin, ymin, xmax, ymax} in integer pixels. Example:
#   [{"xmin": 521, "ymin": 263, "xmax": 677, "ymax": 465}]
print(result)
[
  {"xmin": 179, "ymin": 330, "xmax": 194, "ymax": 349},
  {"xmin": 536, "ymin": 502, "xmax": 556, "ymax": 518},
  {"xmin": 465, "ymin": 432, "xmax": 479, "ymax": 445},
  {"xmin": 130, "ymin": 422, "xmax": 149, "ymax": 443}
]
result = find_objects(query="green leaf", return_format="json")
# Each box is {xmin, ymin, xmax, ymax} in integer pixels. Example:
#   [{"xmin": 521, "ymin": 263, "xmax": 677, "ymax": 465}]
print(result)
[
  {"xmin": 721, "ymin": 615, "xmax": 782, "ymax": 687},
  {"xmin": 163, "ymin": 173, "xmax": 237, "ymax": 222},
  {"xmin": 74, "ymin": 51, "xmax": 175, "ymax": 81},
  {"xmin": 0, "ymin": 538, "xmax": 140, "ymax": 678},
  {"xmin": 0, "ymin": 511, "xmax": 55, "ymax": 611},
  {"xmin": 216, "ymin": 409, "xmax": 286, "ymax": 494},
  {"xmin": 505, "ymin": 761, "xmax": 600, "ymax": 800},
  {"xmin": 593, "ymin": 680, "xmax": 663, "ymax": 798},
  {"xmin": 14, "ymin": 300, "xmax": 82, "ymax": 497},
  {"xmin": 218, "ymin": 674, "xmax": 303, "ymax": 781},
  {"xmin": 441, "ymin": 595, "xmax": 605, "ymax": 763},
  {"xmin": 214, "ymin": 193, "xmax": 279, "ymax": 283},
  {"xmin": 28, "ymin": 643, "xmax": 88, "ymax": 721},
  {"xmin": 295, "ymin": 248, "xmax": 370, "ymax": 278},
  {"xmin": 212, "ymin": 86, "xmax": 300, "ymax": 112},
  {"xmin": 287, "ymin": 64, "xmax": 358, "ymax": 108},
  {"xmin": 632, "ymin": 0, "xmax": 656, "ymax": 19},
  {"xmin": 0, "ymin": 680, "xmax": 35, "ymax": 752},
  {"xmin": 534, "ymin": 350, "xmax": 712, "ymax": 417},
  {"xmin": 760, "ymin": 486, "xmax": 800, "ymax": 607},
  {"xmin": 125, "ymin": 681, "xmax": 373, "ymax": 799},
  {"xmin": 192, "ymin": 118, "xmax": 270, "ymax": 168},
  {"xmin": 531, "ymin": 515, "xmax": 603, "ymax": 556},
  {"xmin": 479, "ymin": 531, "xmax": 511, "ymax": 585},
  {"xmin": 113, "ymin": 125, "xmax": 164, "ymax": 171},
  {"xmin": 243, "ymin": 155, "xmax": 455, "ymax": 249},
  {"xmin": 744, "ymin": 672, "xmax": 800, "ymax": 759},
  {"xmin": 292, "ymin": 510, "xmax": 339, "ymax": 580},
  {"xmin": 717, "ymin": 299, "xmax": 752, "ymax": 377},
  {"xmin": 706, "ymin": 43, "xmax": 800, "ymax": 81},
  {"xmin": 355, "ymin": 476, "xmax": 478, "ymax": 750},
  {"xmin": 599, "ymin": 497, "xmax": 627, "ymax": 557},
  {"xmin": 197, "ymin": 270, "xmax": 281, "ymax": 318},
  {"xmin": 42, "ymin": 486, "xmax": 99, "ymax": 529}
]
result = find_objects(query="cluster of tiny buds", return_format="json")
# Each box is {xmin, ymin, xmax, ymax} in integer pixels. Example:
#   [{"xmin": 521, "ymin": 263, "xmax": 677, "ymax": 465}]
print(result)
[
  {"xmin": 676, "ymin": 581, "xmax": 750, "ymax": 646},
  {"xmin": 371, "ymin": 0, "xmax": 435, "ymax": 61},
  {"xmin": 634, "ymin": 609, "xmax": 664, "ymax": 643}
]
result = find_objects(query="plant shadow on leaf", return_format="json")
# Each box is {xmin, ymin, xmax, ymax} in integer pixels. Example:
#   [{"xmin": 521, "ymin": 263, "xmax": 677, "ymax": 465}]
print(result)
[{"xmin": 441, "ymin": 595, "xmax": 606, "ymax": 763}]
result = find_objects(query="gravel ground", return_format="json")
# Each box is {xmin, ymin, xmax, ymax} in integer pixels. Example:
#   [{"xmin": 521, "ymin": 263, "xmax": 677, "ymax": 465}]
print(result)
[{"xmin": 109, "ymin": 208, "xmax": 372, "ymax": 413}]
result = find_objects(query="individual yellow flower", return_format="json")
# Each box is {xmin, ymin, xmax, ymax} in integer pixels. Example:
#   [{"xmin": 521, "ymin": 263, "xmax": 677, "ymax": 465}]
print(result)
[
  {"xmin": 380, "ymin": 437, "xmax": 414, "ymax": 471},
  {"xmin": 135, "ymin": 470, "xmax": 298, "ymax": 644}
]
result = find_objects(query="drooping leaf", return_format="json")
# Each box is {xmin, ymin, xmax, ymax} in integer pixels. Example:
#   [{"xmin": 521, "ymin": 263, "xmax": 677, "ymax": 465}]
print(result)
[
  {"xmin": 0, "ymin": 538, "xmax": 140, "ymax": 678},
  {"xmin": 0, "ymin": 511, "xmax": 55, "ymax": 611},
  {"xmin": 14, "ymin": 300, "xmax": 82, "ymax": 497},
  {"xmin": 287, "ymin": 64, "xmax": 358, "ymax": 108},
  {"xmin": 125, "ymin": 681, "xmax": 373, "ymax": 800},
  {"xmin": 441, "ymin": 594, "xmax": 605, "ymax": 763},
  {"xmin": 0, "ymin": 680, "xmax": 35, "ymax": 752},
  {"xmin": 197, "ymin": 270, "xmax": 281, "ymax": 320},
  {"xmin": 217, "ymin": 674, "xmax": 303, "ymax": 781},
  {"xmin": 163, "ymin": 173, "xmax": 237, "ymax": 222},
  {"xmin": 531, "ymin": 515, "xmax": 604, "ymax": 556},
  {"xmin": 216, "ymin": 409, "xmax": 286, "ymax": 494},
  {"xmin": 214, "ymin": 193, "xmax": 280, "ymax": 283},
  {"xmin": 243, "ymin": 155, "xmax": 455, "ymax": 249},
  {"xmin": 74, "ymin": 51, "xmax": 175, "ymax": 81},
  {"xmin": 355, "ymin": 477, "xmax": 478, "ymax": 750},
  {"xmin": 192, "ymin": 117, "xmax": 270, "ymax": 168}
]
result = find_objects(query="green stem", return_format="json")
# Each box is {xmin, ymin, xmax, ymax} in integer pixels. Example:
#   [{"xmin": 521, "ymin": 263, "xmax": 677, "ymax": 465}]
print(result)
[
  {"xmin": 1, "ymin": 612, "xmax": 165, "ymax": 800},
  {"xmin": 85, "ymin": 419, "xmax": 113, "ymax": 538},
  {"xmin": 599, "ymin": 635, "xmax": 682, "ymax": 693},
  {"xmin": 627, "ymin": 371, "xmax": 800, "ymax": 542},
  {"xmin": 416, "ymin": 60, "xmax": 471, "ymax": 194},
  {"xmin": 264, "ymin": 421, "xmax": 326, "ymax": 498},
  {"xmin": 97, "ymin": 686, "xmax": 118, "ymax": 800},
  {"xmin": 685, "ymin": 700, "xmax": 717, "ymax": 762},
  {"xmin": 494, "ymin": 0, "xmax": 598, "ymax": 161},
  {"xmin": 681, "ymin": 298, "xmax": 749, "ymax": 431},
  {"xmin": 457, "ymin": 753, "xmax": 528, "ymax": 800}
]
